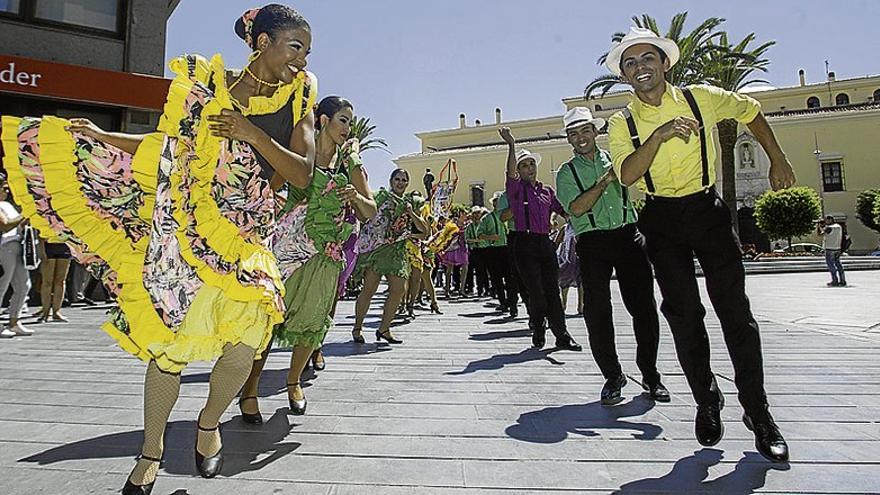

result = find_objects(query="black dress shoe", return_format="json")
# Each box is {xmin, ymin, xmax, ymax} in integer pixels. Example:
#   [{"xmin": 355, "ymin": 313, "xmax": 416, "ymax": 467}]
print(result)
[
  {"xmin": 531, "ymin": 331, "xmax": 545, "ymax": 349},
  {"xmin": 695, "ymin": 386, "xmax": 725, "ymax": 446},
  {"xmin": 555, "ymin": 337, "xmax": 582, "ymax": 352},
  {"xmin": 121, "ymin": 454, "xmax": 161, "ymax": 495},
  {"xmin": 744, "ymin": 413, "xmax": 789, "ymax": 463},
  {"xmin": 644, "ymin": 381, "xmax": 671, "ymax": 402},
  {"xmin": 509, "ymin": 306, "xmax": 518, "ymax": 318},
  {"xmin": 194, "ymin": 421, "xmax": 223, "ymax": 478},
  {"xmin": 601, "ymin": 375, "xmax": 627, "ymax": 406},
  {"xmin": 288, "ymin": 383, "xmax": 307, "ymax": 415},
  {"xmin": 238, "ymin": 396, "xmax": 263, "ymax": 425}
]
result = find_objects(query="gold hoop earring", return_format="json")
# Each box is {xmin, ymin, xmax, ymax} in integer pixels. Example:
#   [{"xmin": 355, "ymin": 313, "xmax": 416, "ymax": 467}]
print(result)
[{"xmin": 248, "ymin": 49, "xmax": 262, "ymax": 62}]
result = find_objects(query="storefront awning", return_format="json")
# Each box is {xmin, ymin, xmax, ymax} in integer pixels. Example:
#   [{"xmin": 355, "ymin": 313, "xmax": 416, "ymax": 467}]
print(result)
[{"xmin": 0, "ymin": 55, "xmax": 171, "ymax": 111}]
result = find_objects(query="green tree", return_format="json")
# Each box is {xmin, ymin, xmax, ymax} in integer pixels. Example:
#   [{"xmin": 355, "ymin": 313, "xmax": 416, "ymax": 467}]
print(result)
[
  {"xmin": 855, "ymin": 189, "xmax": 880, "ymax": 233},
  {"xmin": 349, "ymin": 116, "xmax": 390, "ymax": 154},
  {"xmin": 754, "ymin": 186, "xmax": 821, "ymax": 248},
  {"xmin": 873, "ymin": 194, "xmax": 880, "ymax": 232}
]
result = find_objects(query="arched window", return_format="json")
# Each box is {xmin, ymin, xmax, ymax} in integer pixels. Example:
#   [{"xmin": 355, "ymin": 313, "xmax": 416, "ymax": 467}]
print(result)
[
  {"xmin": 806, "ymin": 96, "xmax": 820, "ymax": 109},
  {"xmin": 835, "ymin": 93, "xmax": 850, "ymax": 106},
  {"xmin": 873, "ymin": 89, "xmax": 880, "ymax": 102}
]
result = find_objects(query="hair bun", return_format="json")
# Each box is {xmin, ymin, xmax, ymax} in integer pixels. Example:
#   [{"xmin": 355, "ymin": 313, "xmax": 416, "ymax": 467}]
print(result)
[
  {"xmin": 234, "ymin": 7, "xmax": 262, "ymax": 48},
  {"xmin": 234, "ymin": 17, "xmax": 248, "ymax": 42}
]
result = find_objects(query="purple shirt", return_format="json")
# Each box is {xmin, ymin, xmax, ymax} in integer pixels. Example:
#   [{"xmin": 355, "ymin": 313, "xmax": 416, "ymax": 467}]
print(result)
[{"xmin": 505, "ymin": 176, "xmax": 565, "ymax": 235}]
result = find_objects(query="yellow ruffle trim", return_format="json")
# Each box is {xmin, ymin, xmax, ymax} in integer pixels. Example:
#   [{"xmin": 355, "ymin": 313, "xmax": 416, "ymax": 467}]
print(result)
[
  {"xmin": 3, "ymin": 115, "xmax": 173, "ymax": 362},
  {"xmin": 104, "ymin": 285, "xmax": 273, "ymax": 373},
  {"xmin": 2, "ymin": 116, "xmax": 64, "ymax": 245}
]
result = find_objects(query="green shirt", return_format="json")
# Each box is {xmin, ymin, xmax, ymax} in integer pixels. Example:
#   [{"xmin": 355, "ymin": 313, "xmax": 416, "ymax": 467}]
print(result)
[
  {"xmin": 465, "ymin": 222, "xmax": 488, "ymax": 249},
  {"xmin": 494, "ymin": 192, "xmax": 515, "ymax": 231},
  {"xmin": 477, "ymin": 211, "xmax": 508, "ymax": 247},
  {"xmin": 555, "ymin": 149, "xmax": 637, "ymax": 236}
]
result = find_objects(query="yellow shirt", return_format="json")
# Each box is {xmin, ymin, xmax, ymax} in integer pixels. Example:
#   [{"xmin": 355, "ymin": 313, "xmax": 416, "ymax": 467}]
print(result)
[{"xmin": 608, "ymin": 83, "xmax": 761, "ymax": 198}]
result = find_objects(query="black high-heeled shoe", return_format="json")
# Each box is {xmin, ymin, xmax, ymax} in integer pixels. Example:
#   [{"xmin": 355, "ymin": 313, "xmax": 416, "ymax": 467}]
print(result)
[
  {"xmin": 376, "ymin": 329, "xmax": 403, "ymax": 344},
  {"xmin": 194, "ymin": 414, "xmax": 223, "ymax": 478},
  {"xmin": 121, "ymin": 454, "xmax": 161, "ymax": 495},
  {"xmin": 430, "ymin": 302, "xmax": 442, "ymax": 314},
  {"xmin": 287, "ymin": 382, "xmax": 307, "ymax": 415},
  {"xmin": 311, "ymin": 350, "xmax": 326, "ymax": 371},
  {"xmin": 237, "ymin": 396, "xmax": 263, "ymax": 425},
  {"xmin": 351, "ymin": 328, "xmax": 366, "ymax": 344},
  {"xmin": 406, "ymin": 303, "xmax": 415, "ymax": 319}
]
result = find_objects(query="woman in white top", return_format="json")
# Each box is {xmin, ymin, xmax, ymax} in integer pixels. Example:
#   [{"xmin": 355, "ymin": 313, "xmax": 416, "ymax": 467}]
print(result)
[{"xmin": 0, "ymin": 184, "xmax": 33, "ymax": 338}]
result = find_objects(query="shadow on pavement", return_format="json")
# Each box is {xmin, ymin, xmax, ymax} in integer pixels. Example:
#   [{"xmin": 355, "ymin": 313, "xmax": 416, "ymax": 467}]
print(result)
[
  {"xmin": 505, "ymin": 396, "xmax": 661, "ymax": 443},
  {"xmin": 446, "ymin": 348, "xmax": 565, "ymax": 376},
  {"xmin": 612, "ymin": 448, "xmax": 789, "ymax": 494},
  {"xmin": 321, "ymin": 340, "xmax": 394, "ymax": 358},
  {"xmin": 458, "ymin": 311, "xmax": 502, "ymax": 318},
  {"xmin": 482, "ymin": 316, "xmax": 514, "ymax": 325},
  {"xmin": 469, "ymin": 328, "xmax": 532, "ymax": 341},
  {"xmin": 18, "ymin": 409, "xmax": 300, "ymax": 478}
]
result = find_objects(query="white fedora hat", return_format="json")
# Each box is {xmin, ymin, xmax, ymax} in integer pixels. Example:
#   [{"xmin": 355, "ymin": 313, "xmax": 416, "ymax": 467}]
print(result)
[
  {"xmin": 605, "ymin": 26, "xmax": 680, "ymax": 76},
  {"xmin": 515, "ymin": 149, "xmax": 542, "ymax": 167},
  {"xmin": 562, "ymin": 107, "xmax": 606, "ymax": 133}
]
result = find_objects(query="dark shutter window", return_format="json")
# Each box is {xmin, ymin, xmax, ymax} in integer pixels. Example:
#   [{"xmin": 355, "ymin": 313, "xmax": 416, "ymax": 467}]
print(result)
[{"xmin": 821, "ymin": 162, "xmax": 845, "ymax": 192}]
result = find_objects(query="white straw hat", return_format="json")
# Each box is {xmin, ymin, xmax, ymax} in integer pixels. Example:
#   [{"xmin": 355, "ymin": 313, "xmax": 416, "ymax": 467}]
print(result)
[
  {"xmin": 515, "ymin": 149, "xmax": 542, "ymax": 167},
  {"xmin": 562, "ymin": 107, "xmax": 606, "ymax": 133},
  {"xmin": 605, "ymin": 26, "xmax": 680, "ymax": 76}
]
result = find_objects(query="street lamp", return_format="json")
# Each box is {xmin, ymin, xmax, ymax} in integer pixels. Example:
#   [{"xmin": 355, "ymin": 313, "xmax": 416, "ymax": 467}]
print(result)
[{"xmin": 813, "ymin": 132, "xmax": 825, "ymax": 215}]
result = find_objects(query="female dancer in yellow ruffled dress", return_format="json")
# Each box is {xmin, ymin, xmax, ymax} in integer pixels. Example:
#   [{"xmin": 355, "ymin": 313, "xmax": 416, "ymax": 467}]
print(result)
[{"xmin": 1, "ymin": 4, "xmax": 317, "ymax": 493}]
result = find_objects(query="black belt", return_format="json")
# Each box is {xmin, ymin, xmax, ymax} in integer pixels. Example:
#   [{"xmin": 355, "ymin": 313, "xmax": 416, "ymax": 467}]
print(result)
[{"xmin": 645, "ymin": 186, "xmax": 716, "ymax": 204}]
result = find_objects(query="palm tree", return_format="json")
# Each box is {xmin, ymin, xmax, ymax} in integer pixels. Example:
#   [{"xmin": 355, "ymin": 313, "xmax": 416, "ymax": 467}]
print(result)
[
  {"xmin": 584, "ymin": 13, "xmax": 725, "ymax": 98},
  {"xmin": 702, "ymin": 32, "xmax": 775, "ymax": 228},
  {"xmin": 349, "ymin": 116, "xmax": 390, "ymax": 154}
]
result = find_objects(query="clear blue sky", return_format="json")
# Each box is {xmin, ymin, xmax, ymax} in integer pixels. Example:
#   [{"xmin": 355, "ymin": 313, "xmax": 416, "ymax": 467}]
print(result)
[{"xmin": 166, "ymin": 0, "xmax": 879, "ymax": 186}]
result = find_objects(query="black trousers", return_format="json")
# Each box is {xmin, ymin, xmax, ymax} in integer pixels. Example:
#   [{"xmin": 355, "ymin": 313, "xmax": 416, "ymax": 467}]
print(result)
[
  {"xmin": 577, "ymin": 224, "xmax": 661, "ymax": 385},
  {"xmin": 509, "ymin": 232, "xmax": 568, "ymax": 341},
  {"xmin": 467, "ymin": 247, "xmax": 491, "ymax": 295},
  {"xmin": 504, "ymin": 245, "xmax": 527, "ymax": 309},
  {"xmin": 638, "ymin": 189, "xmax": 768, "ymax": 419},
  {"xmin": 484, "ymin": 245, "xmax": 511, "ymax": 307}
]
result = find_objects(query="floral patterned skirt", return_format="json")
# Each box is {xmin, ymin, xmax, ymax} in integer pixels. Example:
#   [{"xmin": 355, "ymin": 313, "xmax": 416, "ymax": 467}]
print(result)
[{"xmin": 1, "ymin": 115, "xmax": 282, "ymax": 373}]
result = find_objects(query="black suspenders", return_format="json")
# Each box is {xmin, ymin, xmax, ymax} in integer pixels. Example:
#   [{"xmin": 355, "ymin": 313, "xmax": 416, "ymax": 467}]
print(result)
[
  {"xmin": 623, "ymin": 87, "xmax": 709, "ymax": 194},
  {"xmin": 566, "ymin": 161, "xmax": 597, "ymax": 229},
  {"xmin": 681, "ymin": 88, "xmax": 710, "ymax": 188}
]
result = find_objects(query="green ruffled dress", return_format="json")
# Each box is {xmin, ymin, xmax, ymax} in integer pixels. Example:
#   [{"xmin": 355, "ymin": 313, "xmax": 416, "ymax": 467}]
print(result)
[{"xmin": 272, "ymin": 145, "xmax": 360, "ymax": 349}]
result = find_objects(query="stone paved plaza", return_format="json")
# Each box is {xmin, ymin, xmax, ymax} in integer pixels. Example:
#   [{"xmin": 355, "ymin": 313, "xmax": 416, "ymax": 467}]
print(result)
[{"xmin": 0, "ymin": 270, "xmax": 878, "ymax": 494}]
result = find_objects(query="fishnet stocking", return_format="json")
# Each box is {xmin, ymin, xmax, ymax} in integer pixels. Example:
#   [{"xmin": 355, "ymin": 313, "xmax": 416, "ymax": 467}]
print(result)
[
  {"xmin": 197, "ymin": 343, "xmax": 256, "ymax": 457},
  {"xmin": 128, "ymin": 361, "xmax": 180, "ymax": 485}
]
